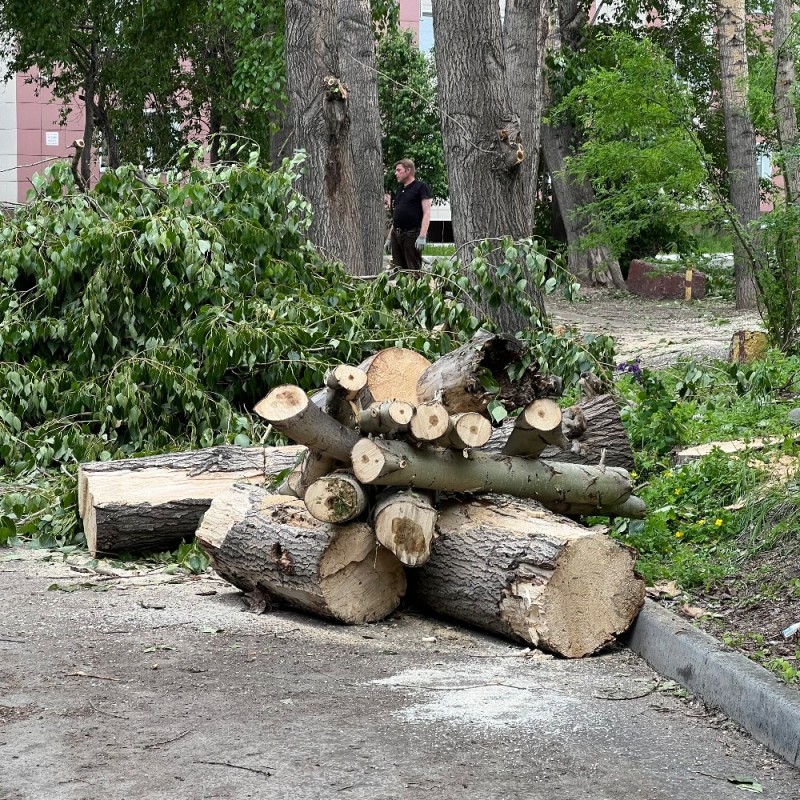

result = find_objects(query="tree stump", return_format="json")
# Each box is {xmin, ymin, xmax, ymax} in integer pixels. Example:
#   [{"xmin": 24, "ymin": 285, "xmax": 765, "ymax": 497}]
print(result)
[
  {"xmin": 408, "ymin": 496, "xmax": 645, "ymax": 657},
  {"xmin": 196, "ymin": 487, "xmax": 406, "ymax": 624}
]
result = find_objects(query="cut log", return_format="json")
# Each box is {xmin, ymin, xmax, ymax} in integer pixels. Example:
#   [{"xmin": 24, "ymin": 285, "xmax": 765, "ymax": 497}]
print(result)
[
  {"xmin": 434, "ymin": 412, "xmax": 492, "ymax": 449},
  {"xmin": 408, "ymin": 401, "xmax": 450, "ymax": 442},
  {"xmin": 502, "ymin": 398, "xmax": 569, "ymax": 457},
  {"xmin": 325, "ymin": 364, "xmax": 368, "ymax": 398},
  {"xmin": 196, "ymin": 487, "xmax": 406, "ymax": 624},
  {"xmin": 416, "ymin": 329, "xmax": 562, "ymax": 413},
  {"xmin": 407, "ymin": 496, "xmax": 646, "ymax": 657},
  {"xmin": 358, "ymin": 400, "xmax": 414, "ymax": 435},
  {"xmin": 304, "ymin": 471, "xmax": 368, "ymax": 523},
  {"xmin": 254, "ymin": 385, "xmax": 361, "ymax": 461},
  {"xmin": 351, "ymin": 437, "xmax": 639, "ymax": 516},
  {"xmin": 78, "ymin": 445, "xmax": 304, "ymax": 556},
  {"xmin": 372, "ymin": 489, "xmax": 438, "ymax": 567},
  {"xmin": 357, "ymin": 347, "xmax": 432, "ymax": 405}
]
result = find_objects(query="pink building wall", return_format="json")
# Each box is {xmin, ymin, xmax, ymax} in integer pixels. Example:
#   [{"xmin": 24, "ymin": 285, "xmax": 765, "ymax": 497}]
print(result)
[{"xmin": 399, "ymin": 0, "xmax": 420, "ymax": 40}]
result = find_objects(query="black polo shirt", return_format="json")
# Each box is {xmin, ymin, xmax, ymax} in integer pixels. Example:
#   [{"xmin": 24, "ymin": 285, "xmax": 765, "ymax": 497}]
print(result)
[{"xmin": 393, "ymin": 179, "xmax": 431, "ymax": 230}]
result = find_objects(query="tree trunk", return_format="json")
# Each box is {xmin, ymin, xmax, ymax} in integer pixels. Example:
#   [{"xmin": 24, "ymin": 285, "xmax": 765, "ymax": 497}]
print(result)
[
  {"xmin": 337, "ymin": 0, "xmax": 385, "ymax": 274},
  {"xmin": 81, "ymin": 41, "xmax": 97, "ymax": 185},
  {"xmin": 541, "ymin": 1, "xmax": 625, "ymax": 289},
  {"xmin": 196, "ymin": 488, "xmax": 406, "ymax": 624},
  {"xmin": 285, "ymin": 0, "xmax": 365, "ymax": 274},
  {"xmin": 407, "ymin": 497, "xmax": 645, "ymax": 657},
  {"xmin": 373, "ymin": 489, "xmax": 438, "ymax": 567},
  {"xmin": 416, "ymin": 330, "xmax": 562, "ymax": 413},
  {"xmin": 351, "ymin": 437, "xmax": 641, "ymax": 517},
  {"xmin": 432, "ymin": 0, "xmax": 545, "ymax": 330},
  {"xmin": 503, "ymin": 0, "xmax": 549, "ymax": 222},
  {"xmin": 78, "ymin": 445, "xmax": 304, "ymax": 556},
  {"xmin": 716, "ymin": 0, "xmax": 760, "ymax": 309},
  {"xmin": 773, "ymin": 0, "xmax": 800, "ymax": 203}
]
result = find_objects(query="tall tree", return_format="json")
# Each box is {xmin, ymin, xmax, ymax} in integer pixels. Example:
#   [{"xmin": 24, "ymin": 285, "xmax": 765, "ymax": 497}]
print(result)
[
  {"xmin": 716, "ymin": 0, "xmax": 760, "ymax": 309},
  {"xmin": 337, "ymin": 0, "xmax": 385, "ymax": 274},
  {"xmin": 285, "ymin": 0, "xmax": 365, "ymax": 274},
  {"xmin": 773, "ymin": 0, "xmax": 800, "ymax": 203},
  {"xmin": 541, "ymin": 0, "xmax": 625, "ymax": 288},
  {"xmin": 503, "ymin": 0, "xmax": 549, "ymax": 222}
]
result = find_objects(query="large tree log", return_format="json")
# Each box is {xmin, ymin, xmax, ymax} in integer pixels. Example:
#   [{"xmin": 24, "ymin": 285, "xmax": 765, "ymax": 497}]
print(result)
[
  {"xmin": 78, "ymin": 445, "xmax": 303, "ymax": 556},
  {"xmin": 407, "ymin": 497, "xmax": 646, "ymax": 657},
  {"xmin": 372, "ymin": 489, "xmax": 438, "ymax": 567},
  {"xmin": 351, "ymin": 437, "xmax": 640, "ymax": 516},
  {"xmin": 357, "ymin": 347, "xmax": 432, "ymax": 405},
  {"xmin": 254, "ymin": 385, "xmax": 361, "ymax": 461},
  {"xmin": 196, "ymin": 487, "xmax": 406, "ymax": 624},
  {"xmin": 416, "ymin": 330, "xmax": 562, "ymax": 413}
]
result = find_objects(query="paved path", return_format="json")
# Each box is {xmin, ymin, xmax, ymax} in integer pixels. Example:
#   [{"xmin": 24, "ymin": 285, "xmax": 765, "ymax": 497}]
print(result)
[{"xmin": 1, "ymin": 550, "xmax": 797, "ymax": 799}]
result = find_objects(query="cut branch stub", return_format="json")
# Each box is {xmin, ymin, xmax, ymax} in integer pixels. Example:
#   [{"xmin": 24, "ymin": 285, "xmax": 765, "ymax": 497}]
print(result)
[
  {"xmin": 358, "ymin": 400, "xmax": 415, "ymax": 435},
  {"xmin": 409, "ymin": 402, "xmax": 449, "ymax": 442},
  {"xmin": 254, "ymin": 385, "xmax": 361, "ymax": 461},
  {"xmin": 373, "ymin": 489, "xmax": 438, "ymax": 567},
  {"xmin": 304, "ymin": 471, "xmax": 368, "ymax": 524},
  {"xmin": 502, "ymin": 398, "xmax": 569, "ymax": 457},
  {"xmin": 435, "ymin": 412, "xmax": 492, "ymax": 449},
  {"xmin": 325, "ymin": 364, "xmax": 368, "ymax": 399}
]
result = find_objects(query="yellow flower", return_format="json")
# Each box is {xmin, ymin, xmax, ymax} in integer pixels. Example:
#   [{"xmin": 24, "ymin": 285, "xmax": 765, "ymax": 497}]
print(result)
[
  {"xmin": 698, "ymin": 519, "xmax": 706, "ymax": 526},
  {"xmin": 675, "ymin": 531, "xmax": 684, "ymax": 538},
  {"xmin": 630, "ymin": 471, "xmax": 638, "ymax": 480},
  {"xmin": 715, "ymin": 518, "xmax": 723, "ymax": 527},
  {"xmin": 665, "ymin": 470, "xmax": 673, "ymax": 478},
  {"xmin": 674, "ymin": 488, "xmax": 683, "ymax": 495}
]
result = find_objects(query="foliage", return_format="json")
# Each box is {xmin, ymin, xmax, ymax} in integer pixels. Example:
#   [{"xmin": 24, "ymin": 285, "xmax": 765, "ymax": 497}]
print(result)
[
  {"xmin": 376, "ymin": 27, "xmax": 447, "ymax": 200},
  {"xmin": 551, "ymin": 33, "xmax": 710, "ymax": 264},
  {"xmin": 0, "ymin": 147, "xmax": 606, "ymax": 548}
]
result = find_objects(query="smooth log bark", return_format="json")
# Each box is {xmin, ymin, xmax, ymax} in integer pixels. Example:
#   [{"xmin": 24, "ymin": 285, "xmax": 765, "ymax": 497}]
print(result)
[
  {"xmin": 434, "ymin": 412, "xmax": 492, "ymax": 449},
  {"xmin": 407, "ymin": 496, "xmax": 646, "ymax": 657},
  {"xmin": 416, "ymin": 330, "xmax": 561, "ymax": 413},
  {"xmin": 502, "ymin": 398, "xmax": 568, "ymax": 457},
  {"xmin": 358, "ymin": 401, "xmax": 414, "ymax": 435},
  {"xmin": 304, "ymin": 471, "xmax": 368, "ymax": 524},
  {"xmin": 373, "ymin": 489, "xmax": 438, "ymax": 567},
  {"xmin": 351, "ymin": 437, "xmax": 636, "ymax": 515},
  {"xmin": 254, "ymin": 385, "xmax": 361, "ymax": 461},
  {"xmin": 79, "ymin": 445, "xmax": 303, "ymax": 556},
  {"xmin": 408, "ymin": 402, "xmax": 450, "ymax": 442},
  {"xmin": 197, "ymin": 488, "xmax": 405, "ymax": 624}
]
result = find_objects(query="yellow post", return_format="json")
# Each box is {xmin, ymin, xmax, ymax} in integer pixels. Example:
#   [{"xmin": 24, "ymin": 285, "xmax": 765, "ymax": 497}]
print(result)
[{"xmin": 684, "ymin": 268, "xmax": 693, "ymax": 302}]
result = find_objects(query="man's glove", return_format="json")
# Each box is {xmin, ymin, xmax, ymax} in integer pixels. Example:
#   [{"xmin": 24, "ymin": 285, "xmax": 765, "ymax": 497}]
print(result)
[
  {"xmin": 384, "ymin": 235, "xmax": 392, "ymax": 255},
  {"xmin": 415, "ymin": 235, "xmax": 426, "ymax": 252}
]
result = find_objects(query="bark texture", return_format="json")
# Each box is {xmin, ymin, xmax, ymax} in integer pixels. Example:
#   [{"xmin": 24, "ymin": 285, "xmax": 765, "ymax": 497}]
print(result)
[
  {"xmin": 716, "ymin": 0, "xmax": 760, "ymax": 309},
  {"xmin": 197, "ymin": 487, "xmax": 406, "ymax": 624},
  {"xmin": 285, "ymin": 0, "xmax": 365, "ymax": 274},
  {"xmin": 773, "ymin": 0, "xmax": 800, "ymax": 203},
  {"xmin": 337, "ymin": 0, "xmax": 385, "ymax": 273},
  {"xmin": 408, "ymin": 497, "xmax": 646, "ymax": 657},
  {"xmin": 78, "ymin": 445, "xmax": 304, "ymax": 556}
]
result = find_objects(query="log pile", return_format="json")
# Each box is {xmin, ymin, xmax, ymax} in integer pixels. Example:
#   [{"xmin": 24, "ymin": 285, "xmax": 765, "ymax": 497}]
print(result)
[{"xmin": 195, "ymin": 332, "xmax": 646, "ymax": 657}]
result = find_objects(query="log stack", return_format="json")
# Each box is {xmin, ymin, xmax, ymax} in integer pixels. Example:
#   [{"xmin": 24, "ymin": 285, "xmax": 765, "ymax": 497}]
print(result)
[{"xmin": 197, "ymin": 332, "xmax": 647, "ymax": 657}]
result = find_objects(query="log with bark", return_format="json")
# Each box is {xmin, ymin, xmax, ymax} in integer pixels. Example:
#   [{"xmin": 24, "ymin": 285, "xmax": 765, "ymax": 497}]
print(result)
[
  {"xmin": 502, "ymin": 398, "xmax": 569, "ymax": 457},
  {"xmin": 407, "ymin": 496, "xmax": 646, "ymax": 657},
  {"xmin": 416, "ymin": 330, "xmax": 562, "ymax": 413},
  {"xmin": 196, "ymin": 486, "xmax": 406, "ymax": 624},
  {"xmin": 78, "ymin": 445, "xmax": 304, "ymax": 556},
  {"xmin": 304, "ymin": 470, "xmax": 368, "ymax": 523},
  {"xmin": 372, "ymin": 489, "xmax": 438, "ymax": 567},
  {"xmin": 351, "ymin": 437, "xmax": 643, "ymax": 518}
]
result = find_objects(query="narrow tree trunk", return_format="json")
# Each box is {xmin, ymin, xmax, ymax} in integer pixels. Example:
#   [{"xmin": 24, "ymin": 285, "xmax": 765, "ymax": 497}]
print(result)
[
  {"xmin": 285, "ymin": 0, "xmax": 365, "ymax": 274},
  {"xmin": 541, "ymin": 1, "xmax": 625, "ymax": 289},
  {"xmin": 407, "ymin": 497, "xmax": 646, "ymax": 657},
  {"xmin": 503, "ymin": 0, "xmax": 549, "ymax": 221},
  {"xmin": 81, "ymin": 42, "xmax": 97, "ymax": 185},
  {"xmin": 773, "ymin": 0, "xmax": 800, "ymax": 203},
  {"xmin": 716, "ymin": 0, "xmax": 761, "ymax": 309},
  {"xmin": 197, "ymin": 488, "xmax": 406, "ymax": 624},
  {"xmin": 337, "ymin": 0, "xmax": 385, "ymax": 274},
  {"xmin": 78, "ymin": 445, "xmax": 304, "ymax": 555},
  {"xmin": 432, "ymin": 0, "xmax": 545, "ymax": 330},
  {"xmin": 351, "ymin": 437, "xmax": 640, "ymax": 516}
]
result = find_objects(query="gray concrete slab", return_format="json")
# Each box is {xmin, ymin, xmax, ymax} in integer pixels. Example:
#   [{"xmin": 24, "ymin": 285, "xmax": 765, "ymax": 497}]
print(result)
[{"xmin": 625, "ymin": 599, "xmax": 800, "ymax": 768}]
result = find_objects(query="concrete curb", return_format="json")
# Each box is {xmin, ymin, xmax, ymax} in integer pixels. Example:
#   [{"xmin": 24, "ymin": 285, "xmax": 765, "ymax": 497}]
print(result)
[{"xmin": 624, "ymin": 599, "xmax": 800, "ymax": 767}]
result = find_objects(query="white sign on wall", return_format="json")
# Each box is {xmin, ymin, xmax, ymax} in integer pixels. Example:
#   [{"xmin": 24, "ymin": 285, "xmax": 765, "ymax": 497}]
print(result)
[{"xmin": 45, "ymin": 132, "xmax": 59, "ymax": 146}]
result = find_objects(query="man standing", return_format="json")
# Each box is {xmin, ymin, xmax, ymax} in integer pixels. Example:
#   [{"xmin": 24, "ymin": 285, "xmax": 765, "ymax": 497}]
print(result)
[{"xmin": 387, "ymin": 159, "xmax": 432, "ymax": 271}]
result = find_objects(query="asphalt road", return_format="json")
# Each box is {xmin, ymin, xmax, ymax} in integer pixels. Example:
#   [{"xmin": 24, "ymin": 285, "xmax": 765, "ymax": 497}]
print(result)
[{"xmin": 1, "ymin": 548, "xmax": 798, "ymax": 800}]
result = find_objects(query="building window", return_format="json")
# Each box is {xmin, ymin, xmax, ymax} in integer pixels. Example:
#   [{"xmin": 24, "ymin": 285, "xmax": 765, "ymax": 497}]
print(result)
[
  {"xmin": 419, "ymin": 10, "xmax": 433, "ymax": 53},
  {"xmin": 756, "ymin": 151, "xmax": 772, "ymax": 180}
]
